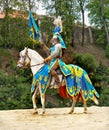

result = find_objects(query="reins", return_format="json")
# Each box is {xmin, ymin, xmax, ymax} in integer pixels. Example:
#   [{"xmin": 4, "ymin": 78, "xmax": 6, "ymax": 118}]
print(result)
[
  {"xmin": 29, "ymin": 62, "xmax": 44, "ymax": 67},
  {"xmin": 18, "ymin": 47, "xmax": 44, "ymax": 68}
]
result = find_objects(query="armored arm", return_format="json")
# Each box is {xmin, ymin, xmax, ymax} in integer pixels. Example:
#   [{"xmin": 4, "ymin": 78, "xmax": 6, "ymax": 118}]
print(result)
[{"xmin": 44, "ymin": 44, "xmax": 62, "ymax": 63}]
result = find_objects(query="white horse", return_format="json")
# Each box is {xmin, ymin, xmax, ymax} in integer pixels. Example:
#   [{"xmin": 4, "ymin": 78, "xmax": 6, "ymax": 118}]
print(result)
[{"xmin": 17, "ymin": 47, "xmax": 99, "ymax": 115}]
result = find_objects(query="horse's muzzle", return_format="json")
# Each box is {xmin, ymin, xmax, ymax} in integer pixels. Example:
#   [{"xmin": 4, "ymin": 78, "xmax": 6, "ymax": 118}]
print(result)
[
  {"xmin": 17, "ymin": 63, "xmax": 23, "ymax": 68},
  {"xmin": 17, "ymin": 61, "xmax": 24, "ymax": 68}
]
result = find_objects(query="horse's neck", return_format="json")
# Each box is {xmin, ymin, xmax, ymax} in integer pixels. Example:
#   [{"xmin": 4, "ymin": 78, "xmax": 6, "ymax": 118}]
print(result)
[{"xmin": 28, "ymin": 49, "xmax": 44, "ymax": 75}]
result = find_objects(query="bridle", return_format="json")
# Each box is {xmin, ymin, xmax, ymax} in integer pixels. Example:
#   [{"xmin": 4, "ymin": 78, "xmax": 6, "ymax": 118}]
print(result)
[
  {"xmin": 17, "ymin": 47, "xmax": 30, "ymax": 68},
  {"xmin": 17, "ymin": 47, "xmax": 44, "ymax": 68}
]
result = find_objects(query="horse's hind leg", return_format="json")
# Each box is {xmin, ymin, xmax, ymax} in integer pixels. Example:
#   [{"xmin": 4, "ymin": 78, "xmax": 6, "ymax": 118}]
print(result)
[
  {"xmin": 83, "ymin": 101, "xmax": 87, "ymax": 113},
  {"xmin": 80, "ymin": 91, "xmax": 87, "ymax": 113},
  {"xmin": 69, "ymin": 97, "xmax": 76, "ymax": 114}
]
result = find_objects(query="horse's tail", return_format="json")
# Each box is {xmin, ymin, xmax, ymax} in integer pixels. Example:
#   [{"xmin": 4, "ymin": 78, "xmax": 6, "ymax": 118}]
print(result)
[{"xmin": 93, "ymin": 96, "xmax": 99, "ymax": 105}]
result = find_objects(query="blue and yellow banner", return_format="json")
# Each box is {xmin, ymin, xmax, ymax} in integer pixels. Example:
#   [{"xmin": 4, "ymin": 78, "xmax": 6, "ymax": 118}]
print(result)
[{"xmin": 29, "ymin": 12, "xmax": 40, "ymax": 43}]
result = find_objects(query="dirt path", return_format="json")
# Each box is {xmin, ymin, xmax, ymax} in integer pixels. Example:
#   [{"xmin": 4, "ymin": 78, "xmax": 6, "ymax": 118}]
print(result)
[{"xmin": 0, "ymin": 106, "xmax": 109, "ymax": 130}]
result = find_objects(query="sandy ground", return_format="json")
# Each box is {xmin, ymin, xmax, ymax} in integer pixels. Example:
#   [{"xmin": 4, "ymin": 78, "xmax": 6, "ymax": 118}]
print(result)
[{"xmin": 0, "ymin": 106, "xmax": 109, "ymax": 130}]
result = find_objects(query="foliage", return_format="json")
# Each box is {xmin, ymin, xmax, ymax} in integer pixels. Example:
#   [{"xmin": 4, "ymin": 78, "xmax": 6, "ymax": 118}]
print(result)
[
  {"xmin": 0, "ymin": 16, "xmax": 33, "ymax": 50},
  {"xmin": 96, "ymin": 62, "xmax": 108, "ymax": 75},
  {"xmin": 99, "ymin": 87, "xmax": 109, "ymax": 106},
  {"xmin": 73, "ymin": 53, "xmax": 96, "ymax": 73},
  {"xmin": 87, "ymin": 0, "xmax": 109, "ymax": 46},
  {"xmin": 105, "ymin": 45, "xmax": 109, "ymax": 58},
  {"xmin": 82, "ymin": 53, "xmax": 96, "ymax": 72},
  {"xmin": 0, "ymin": 72, "xmax": 33, "ymax": 110},
  {"xmin": 92, "ymin": 62, "xmax": 108, "ymax": 91},
  {"xmin": 92, "ymin": 28, "xmax": 107, "ymax": 47},
  {"xmin": 0, "ymin": 47, "xmax": 33, "ymax": 110},
  {"xmin": 0, "ymin": 0, "xmax": 35, "ymax": 12},
  {"xmin": 0, "ymin": 48, "xmax": 11, "ymax": 68},
  {"xmin": 39, "ymin": 16, "xmax": 54, "ymax": 46},
  {"xmin": 0, "ymin": 48, "xmax": 10, "ymax": 56},
  {"xmin": 87, "ymin": 0, "xmax": 109, "ymax": 27},
  {"xmin": 95, "ymin": 62, "xmax": 109, "ymax": 106},
  {"xmin": 42, "ymin": 0, "xmax": 82, "ymax": 46}
]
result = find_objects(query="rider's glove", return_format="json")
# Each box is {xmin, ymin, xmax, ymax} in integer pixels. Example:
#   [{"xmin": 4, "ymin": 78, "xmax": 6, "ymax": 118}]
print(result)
[{"xmin": 44, "ymin": 56, "xmax": 52, "ymax": 63}]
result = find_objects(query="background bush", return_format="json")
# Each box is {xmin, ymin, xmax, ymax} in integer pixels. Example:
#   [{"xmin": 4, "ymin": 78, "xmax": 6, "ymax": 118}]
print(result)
[{"xmin": 105, "ymin": 45, "xmax": 109, "ymax": 59}]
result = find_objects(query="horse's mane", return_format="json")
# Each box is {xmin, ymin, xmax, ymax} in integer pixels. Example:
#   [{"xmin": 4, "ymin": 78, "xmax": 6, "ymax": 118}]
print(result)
[{"xmin": 28, "ymin": 48, "xmax": 44, "ymax": 60}]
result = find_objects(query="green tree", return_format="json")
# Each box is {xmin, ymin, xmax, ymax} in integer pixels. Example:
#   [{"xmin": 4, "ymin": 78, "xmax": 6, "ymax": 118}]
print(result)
[
  {"xmin": 38, "ymin": 0, "xmax": 94, "ymax": 47},
  {"xmin": 40, "ymin": 0, "xmax": 81, "ymax": 47},
  {"xmin": 105, "ymin": 45, "xmax": 109, "ymax": 58},
  {"xmin": 74, "ymin": 53, "xmax": 97, "ymax": 73},
  {"xmin": 0, "ymin": 0, "xmax": 35, "ymax": 13},
  {"xmin": 87, "ymin": 0, "xmax": 109, "ymax": 46},
  {"xmin": 77, "ymin": 0, "xmax": 85, "ymax": 46},
  {"xmin": 0, "ymin": 16, "xmax": 32, "ymax": 49},
  {"xmin": 0, "ymin": 0, "xmax": 36, "ymax": 49},
  {"xmin": 99, "ymin": 0, "xmax": 109, "ymax": 45}
]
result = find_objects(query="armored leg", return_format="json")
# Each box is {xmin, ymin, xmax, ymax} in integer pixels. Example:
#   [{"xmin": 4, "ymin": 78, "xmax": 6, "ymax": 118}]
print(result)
[{"xmin": 50, "ymin": 60, "xmax": 61, "ymax": 88}]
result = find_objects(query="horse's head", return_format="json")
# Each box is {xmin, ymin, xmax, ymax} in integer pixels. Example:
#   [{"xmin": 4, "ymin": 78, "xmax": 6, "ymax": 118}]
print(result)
[{"xmin": 17, "ymin": 47, "xmax": 31, "ymax": 68}]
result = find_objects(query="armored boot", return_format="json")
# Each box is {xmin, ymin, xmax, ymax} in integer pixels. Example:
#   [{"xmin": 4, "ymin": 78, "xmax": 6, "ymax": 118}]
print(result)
[{"xmin": 50, "ymin": 69, "xmax": 61, "ymax": 88}]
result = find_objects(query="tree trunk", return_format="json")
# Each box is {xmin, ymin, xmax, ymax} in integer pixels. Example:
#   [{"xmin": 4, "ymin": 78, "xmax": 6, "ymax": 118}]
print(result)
[
  {"xmin": 81, "ymin": 9, "xmax": 85, "ymax": 46},
  {"xmin": 4, "ymin": 0, "xmax": 9, "ymax": 48},
  {"xmin": 78, "ymin": 0, "xmax": 85, "ymax": 46}
]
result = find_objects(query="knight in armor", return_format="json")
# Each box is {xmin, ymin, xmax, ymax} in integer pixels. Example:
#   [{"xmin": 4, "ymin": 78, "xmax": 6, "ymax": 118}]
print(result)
[
  {"xmin": 41, "ymin": 35, "xmax": 70, "ymax": 88},
  {"xmin": 39, "ymin": 16, "xmax": 66, "ymax": 88}
]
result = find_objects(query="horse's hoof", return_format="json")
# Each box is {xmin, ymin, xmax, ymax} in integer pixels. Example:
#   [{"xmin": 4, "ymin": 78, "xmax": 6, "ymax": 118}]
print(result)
[
  {"xmin": 68, "ymin": 111, "xmax": 72, "ymax": 114},
  {"xmin": 68, "ymin": 110, "xmax": 74, "ymax": 114},
  {"xmin": 39, "ymin": 111, "xmax": 45, "ymax": 116},
  {"xmin": 33, "ymin": 111, "xmax": 38, "ymax": 115},
  {"xmin": 84, "ymin": 111, "xmax": 87, "ymax": 114},
  {"xmin": 84, "ymin": 108, "xmax": 87, "ymax": 114}
]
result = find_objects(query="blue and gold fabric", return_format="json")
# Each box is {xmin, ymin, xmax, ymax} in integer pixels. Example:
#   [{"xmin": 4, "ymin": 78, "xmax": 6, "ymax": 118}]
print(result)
[
  {"xmin": 54, "ymin": 26, "xmax": 61, "ymax": 34},
  {"xmin": 57, "ymin": 34, "xmax": 66, "ymax": 49},
  {"xmin": 29, "ymin": 12, "xmax": 40, "ymax": 44},
  {"xmin": 66, "ymin": 64, "xmax": 99, "ymax": 100},
  {"xmin": 31, "ymin": 64, "xmax": 50, "ymax": 94},
  {"xmin": 31, "ymin": 60, "xmax": 99, "ymax": 101},
  {"xmin": 48, "ymin": 45, "xmax": 99, "ymax": 100}
]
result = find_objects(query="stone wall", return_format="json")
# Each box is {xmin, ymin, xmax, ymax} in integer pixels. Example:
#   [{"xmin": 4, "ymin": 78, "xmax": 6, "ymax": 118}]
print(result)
[{"xmin": 73, "ymin": 26, "xmax": 93, "ymax": 45}]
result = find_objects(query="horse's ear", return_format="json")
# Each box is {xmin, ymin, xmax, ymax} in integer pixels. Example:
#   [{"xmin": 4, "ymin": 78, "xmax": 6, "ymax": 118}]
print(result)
[{"xmin": 24, "ymin": 46, "xmax": 28, "ymax": 49}]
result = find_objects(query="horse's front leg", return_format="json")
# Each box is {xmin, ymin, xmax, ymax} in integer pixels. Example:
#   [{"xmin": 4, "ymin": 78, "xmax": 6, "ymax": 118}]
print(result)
[
  {"xmin": 39, "ymin": 84, "xmax": 45, "ymax": 115},
  {"xmin": 69, "ymin": 96, "xmax": 77, "ymax": 114},
  {"xmin": 32, "ymin": 86, "xmax": 39, "ymax": 114}
]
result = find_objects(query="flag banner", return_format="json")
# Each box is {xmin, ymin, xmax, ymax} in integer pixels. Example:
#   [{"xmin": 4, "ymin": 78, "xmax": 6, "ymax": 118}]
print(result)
[{"xmin": 29, "ymin": 12, "xmax": 40, "ymax": 43}]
